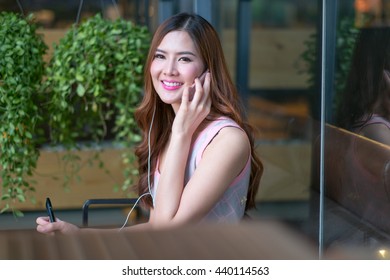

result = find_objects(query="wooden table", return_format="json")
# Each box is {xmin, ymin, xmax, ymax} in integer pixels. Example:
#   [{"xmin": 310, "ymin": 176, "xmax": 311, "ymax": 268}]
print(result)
[{"xmin": 0, "ymin": 220, "xmax": 318, "ymax": 259}]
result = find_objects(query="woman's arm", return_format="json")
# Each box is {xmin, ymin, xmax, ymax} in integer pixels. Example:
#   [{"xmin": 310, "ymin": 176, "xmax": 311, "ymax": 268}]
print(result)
[
  {"xmin": 36, "ymin": 126, "xmax": 250, "ymax": 234},
  {"xmin": 151, "ymin": 126, "xmax": 250, "ymax": 228},
  {"xmin": 36, "ymin": 214, "xmax": 154, "ymax": 235},
  {"xmin": 151, "ymin": 73, "xmax": 211, "ymax": 225}
]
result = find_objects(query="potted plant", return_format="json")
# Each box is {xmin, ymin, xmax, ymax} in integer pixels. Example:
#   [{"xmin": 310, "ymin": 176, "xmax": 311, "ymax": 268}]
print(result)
[
  {"xmin": 43, "ymin": 14, "xmax": 150, "ymax": 194},
  {"xmin": 0, "ymin": 12, "xmax": 47, "ymax": 216},
  {"xmin": 0, "ymin": 12, "xmax": 151, "ymax": 215}
]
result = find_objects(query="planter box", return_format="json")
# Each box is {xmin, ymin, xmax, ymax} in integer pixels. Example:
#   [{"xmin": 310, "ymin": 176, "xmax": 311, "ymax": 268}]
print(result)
[{"xmin": 7, "ymin": 146, "xmax": 136, "ymax": 211}]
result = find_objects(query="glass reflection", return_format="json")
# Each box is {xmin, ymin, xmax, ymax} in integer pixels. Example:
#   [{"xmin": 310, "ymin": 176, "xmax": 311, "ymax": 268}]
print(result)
[
  {"xmin": 319, "ymin": 1, "xmax": 390, "ymax": 258},
  {"xmin": 336, "ymin": 26, "xmax": 390, "ymax": 146}
]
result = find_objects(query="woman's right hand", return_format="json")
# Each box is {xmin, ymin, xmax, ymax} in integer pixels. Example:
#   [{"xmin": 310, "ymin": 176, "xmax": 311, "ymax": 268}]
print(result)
[
  {"xmin": 36, "ymin": 216, "xmax": 80, "ymax": 235},
  {"xmin": 173, "ymin": 72, "xmax": 211, "ymax": 137}
]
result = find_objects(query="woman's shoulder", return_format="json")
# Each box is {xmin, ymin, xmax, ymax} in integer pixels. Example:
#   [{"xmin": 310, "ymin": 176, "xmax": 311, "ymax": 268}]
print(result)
[
  {"xmin": 206, "ymin": 116, "xmax": 242, "ymax": 130},
  {"xmin": 360, "ymin": 123, "xmax": 390, "ymax": 145},
  {"xmin": 203, "ymin": 117, "xmax": 249, "ymax": 152},
  {"xmin": 197, "ymin": 116, "xmax": 245, "ymax": 143},
  {"xmin": 201, "ymin": 123, "xmax": 250, "ymax": 175},
  {"xmin": 194, "ymin": 116, "xmax": 249, "ymax": 161},
  {"xmin": 362, "ymin": 114, "xmax": 390, "ymax": 128},
  {"xmin": 355, "ymin": 114, "xmax": 390, "ymax": 145},
  {"xmin": 212, "ymin": 125, "xmax": 248, "ymax": 147}
]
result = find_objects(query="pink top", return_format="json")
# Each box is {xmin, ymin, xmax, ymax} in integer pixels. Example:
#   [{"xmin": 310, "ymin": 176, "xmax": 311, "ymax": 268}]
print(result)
[
  {"xmin": 152, "ymin": 117, "xmax": 251, "ymax": 223},
  {"xmin": 354, "ymin": 114, "xmax": 390, "ymax": 132}
]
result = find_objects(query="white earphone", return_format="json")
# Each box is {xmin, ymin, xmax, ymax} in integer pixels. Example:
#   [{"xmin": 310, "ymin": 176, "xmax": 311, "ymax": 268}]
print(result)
[{"xmin": 119, "ymin": 107, "xmax": 156, "ymax": 231}]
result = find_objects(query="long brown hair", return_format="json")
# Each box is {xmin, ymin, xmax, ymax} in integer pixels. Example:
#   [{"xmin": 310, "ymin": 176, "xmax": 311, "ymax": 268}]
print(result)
[{"xmin": 134, "ymin": 12, "xmax": 263, "ymax": 211}]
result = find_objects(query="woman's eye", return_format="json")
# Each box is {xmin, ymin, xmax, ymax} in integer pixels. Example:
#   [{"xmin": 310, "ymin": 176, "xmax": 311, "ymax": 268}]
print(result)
[
  {"xmin": 154, "ymin": 54, "xmax": 165, "ymax": 60},
  {"xmin": 179, "ymin": 57, "xmax": 192, "ymax": 62}
]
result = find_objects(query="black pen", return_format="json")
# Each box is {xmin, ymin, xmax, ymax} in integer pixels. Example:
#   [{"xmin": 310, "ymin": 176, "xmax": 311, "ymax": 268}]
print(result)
[{"xmin": 45, "ymin": 197, "xmax": 56, "ymax": 223}]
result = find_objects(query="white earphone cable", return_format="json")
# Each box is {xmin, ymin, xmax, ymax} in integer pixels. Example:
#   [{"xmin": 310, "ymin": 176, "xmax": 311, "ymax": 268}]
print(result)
[
  {"xmin": 147, "ymin": 107, "xmax": 156, "ymax": 206},
  {"xmin": 119, "ymin": 106, "xmax": 156, "ymax": 231}
]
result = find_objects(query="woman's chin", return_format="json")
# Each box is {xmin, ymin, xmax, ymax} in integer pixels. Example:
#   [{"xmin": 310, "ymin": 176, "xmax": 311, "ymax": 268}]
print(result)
[{"xmin": 159, "ymin": 93, "xmax": 182, "ymax": 105}]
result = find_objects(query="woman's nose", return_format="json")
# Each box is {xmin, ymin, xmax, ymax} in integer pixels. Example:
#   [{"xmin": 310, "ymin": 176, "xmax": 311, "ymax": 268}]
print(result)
[{"xmin": 163, "ymin": 61, "xmax": 178, "ymax": 76}]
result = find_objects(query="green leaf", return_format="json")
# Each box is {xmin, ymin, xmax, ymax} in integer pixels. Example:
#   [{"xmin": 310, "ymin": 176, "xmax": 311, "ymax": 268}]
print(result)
[
  {"xmin": 76, "ymin": 84, "xmax": 86, "ymax": 97},
  {"xmin": 97, "ymin": 64, "xmax": 106, "ymax": 71},
  {"xmin": 75, "ymin": 73, "xmax": 84, "ymax": 82},
  {"xmin": 114, "ymin": 53, "xmax": 125, "ymax": 61},
  {"xmin": 1, "ymin": 204, "xmax": 10, "ymax": 213},
  {"xmin": 25, "ymin": 131, "xmax": 33, "ymax": 139},
  {"xmin": 13, "ymin": 209, "xmax": 24, "ymax": 217}
]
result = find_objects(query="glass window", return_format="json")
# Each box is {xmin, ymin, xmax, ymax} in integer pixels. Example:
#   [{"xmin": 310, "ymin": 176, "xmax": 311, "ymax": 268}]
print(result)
[
  {"xmin": 220, "ymin": 0, "xmax": 390, "ymax": 259},
  {"xmin": 321, "ymin": 0, "xmax": 390, "ymax": 258}
]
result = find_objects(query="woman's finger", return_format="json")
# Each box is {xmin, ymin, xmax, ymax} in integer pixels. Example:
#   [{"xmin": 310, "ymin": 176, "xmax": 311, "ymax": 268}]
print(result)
[
  {"xmin": 36, "ymin": 216, "xmax": 50, "ymax": 225},
  {"xmin": 202, "ymin": 72, "xmax": 211, "ymax": 103},
  {"xmin": 181, "ymin": 85, "xmax": 190, "ymax": 109},
  {"xmin": 191, "ymin": 77, "xmax": 205, "ymax": 104}
]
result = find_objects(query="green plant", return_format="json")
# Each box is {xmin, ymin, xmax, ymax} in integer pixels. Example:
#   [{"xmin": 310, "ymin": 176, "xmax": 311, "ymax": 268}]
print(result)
[
  {"xmin": 0, "ymin": 12, "xmax": 47, "ymax": 216},
  {"xmin": 43, "ymin": 14, "xmax": 150, "ymax": 192},
  {"xmin": 299, "ymin": 17, "xmax": 359, "ymax": 114}
]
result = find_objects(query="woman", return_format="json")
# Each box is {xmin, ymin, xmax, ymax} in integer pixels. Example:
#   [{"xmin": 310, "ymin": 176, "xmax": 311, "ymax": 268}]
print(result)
[
  {"xmin": 36, "ymin": 12, "xmax": 263, "ymax": 234},
  {"xmin": 337, "ymin": 26, "xmax": 390, "ymax": 145}
]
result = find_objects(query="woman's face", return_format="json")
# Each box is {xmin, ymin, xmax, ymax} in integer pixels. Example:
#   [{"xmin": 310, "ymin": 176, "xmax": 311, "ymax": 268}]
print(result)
[{"xmin": 150, "ymin": 30, "xmax": 205, "ymax": 112}]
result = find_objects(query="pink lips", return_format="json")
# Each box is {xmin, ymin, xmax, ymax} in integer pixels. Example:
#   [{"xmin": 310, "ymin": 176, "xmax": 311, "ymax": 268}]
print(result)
[{"xmin": 161, "ymin": 80, "xmax": 183, "ymax": 90}]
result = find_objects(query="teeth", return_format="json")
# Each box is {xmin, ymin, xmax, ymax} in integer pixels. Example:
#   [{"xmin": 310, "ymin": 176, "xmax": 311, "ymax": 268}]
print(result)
[{"xmin": 163, "ymin": 81, "xmax": 182, "ymax": 87}]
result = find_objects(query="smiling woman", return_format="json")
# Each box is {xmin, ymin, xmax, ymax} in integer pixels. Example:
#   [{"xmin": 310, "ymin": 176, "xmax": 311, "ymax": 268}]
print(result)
[
  {"xmin": 150, "ymin": 30, "xmax": 206, "ymax": 108},
  {"xmin": 36, "ymin": 12, "xmax": 263, "ymax": 234}
]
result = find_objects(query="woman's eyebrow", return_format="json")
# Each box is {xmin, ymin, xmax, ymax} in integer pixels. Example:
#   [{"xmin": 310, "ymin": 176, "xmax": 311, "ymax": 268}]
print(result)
[{"xmin": 155, "ymin": 48, "xmax": 196, "ymax": 57}]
